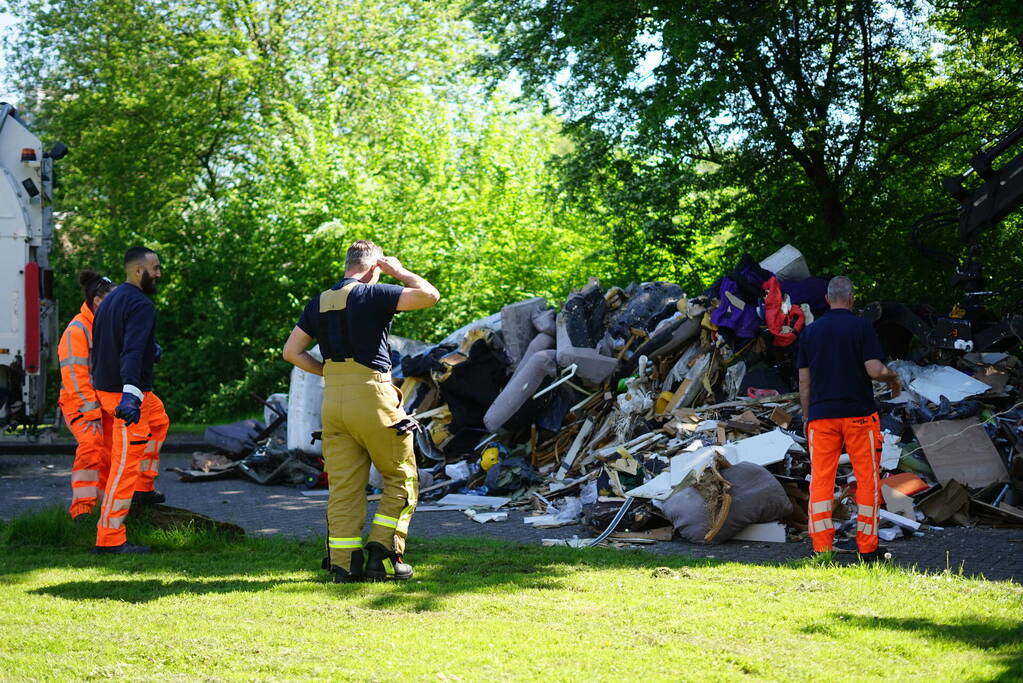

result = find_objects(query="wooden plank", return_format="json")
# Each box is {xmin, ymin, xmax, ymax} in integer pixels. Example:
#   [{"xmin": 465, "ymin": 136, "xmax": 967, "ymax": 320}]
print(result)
[
  {"xmin": 555, "ymin": 417, "xmax": 595, "ymax": 481},
  {"xmin": 608, "ymin": 526, "xmax": 674, "ymax": 542},
  {"xmin": 616, "ymin": 334, "xmax": 639, "ymax": 361},
  {"xmin": 734, "ymin": 409, "xmax": 759, "ymax": 424},
  {"xmin": 696, "ymin": 391, "xmax": 799, "ymax": 411},
  {"xmin": 769, "ymin": 405, "xmax": 792, "ymax": 428},
  {"xmin": 724, "ymin": 420, "xmax": 761, "ymax": 434}
]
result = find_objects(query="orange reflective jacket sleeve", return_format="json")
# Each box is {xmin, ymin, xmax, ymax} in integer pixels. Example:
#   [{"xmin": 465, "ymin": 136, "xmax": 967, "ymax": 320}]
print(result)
[{"xmin": 58, "ymin": 312, "xmax": 101, "ymax": 422}]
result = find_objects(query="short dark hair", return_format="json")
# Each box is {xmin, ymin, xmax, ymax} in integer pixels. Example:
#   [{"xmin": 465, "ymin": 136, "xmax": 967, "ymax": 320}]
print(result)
[
  {"xmin": 78, "ymin": 269, "xmax": 113, "ymax": 302},
  {"xmin": 124, "ymin": 246, "xmax": 157, "ymax": 266}
]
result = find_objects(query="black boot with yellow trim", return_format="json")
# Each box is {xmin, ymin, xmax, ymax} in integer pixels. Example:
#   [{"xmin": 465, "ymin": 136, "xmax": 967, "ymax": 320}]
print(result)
[
  {"xmin": 364, "ymin": 541, "xmax": 413, "ymax": 580},
  {"xmin": 331, "ymin": 550, "xmax": 366, "ymax": 584}
]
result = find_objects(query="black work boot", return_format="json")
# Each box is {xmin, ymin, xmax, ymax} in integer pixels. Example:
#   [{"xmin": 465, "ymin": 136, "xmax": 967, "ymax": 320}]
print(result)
[
  {"xmin": 858, "ymin": 545, "xmax": 890, "ymax": 564},
  {"xmin": 94, "ymin": 542, "xmax": 150, "ymax": 554},
  {"xmin": 364, "ymin": 542, "xmax": 413, "ymax": 581},
  {"xmin": 331, "ymin": 550, "xmax": 365, "ymax": 584},
  {"xmin": 132, "ymin": 490, "xmax": 166, "ymax": 506},
  {"xmin": 832, "ymin": 538, "xmax": 858, "ymax": 554}
]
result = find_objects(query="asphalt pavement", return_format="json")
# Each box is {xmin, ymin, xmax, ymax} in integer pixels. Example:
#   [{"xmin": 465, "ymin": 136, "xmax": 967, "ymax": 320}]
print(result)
[{"xmin": 2, "ymin": 451, "xmax": 1021, "ymax": 582}]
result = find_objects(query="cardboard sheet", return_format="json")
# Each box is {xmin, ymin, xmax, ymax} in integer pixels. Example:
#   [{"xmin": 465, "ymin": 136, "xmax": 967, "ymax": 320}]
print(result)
[
  {"xmin": 912, "ymin": 417, "xmax": 1008, "ymax": 488},
  {"xmin": 882, "ymin": 485, "xmax": 916, "ymax": 519}
]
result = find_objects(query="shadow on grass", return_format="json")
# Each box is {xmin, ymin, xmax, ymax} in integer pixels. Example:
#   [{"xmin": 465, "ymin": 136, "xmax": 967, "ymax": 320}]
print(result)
[
  {"xmin": 811, "ymin": 614, "xmax": 1023, "ymax": 682},
  {"xmin": 3, "ymin": 506, "xmax": 1020, "ymax": 614},
  {"xmin": 0, "ymin": 507, "xmax": 722, "ymax": 609},
  {"xmin": 30, "ymin": 578, "xmax": 307, "ymax": 603}
]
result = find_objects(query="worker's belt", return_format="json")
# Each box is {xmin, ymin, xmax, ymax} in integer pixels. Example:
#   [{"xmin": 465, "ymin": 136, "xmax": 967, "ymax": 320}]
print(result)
[{"xmin": 322, "ymin": 359, "xmax": 391, "ymax": 383}]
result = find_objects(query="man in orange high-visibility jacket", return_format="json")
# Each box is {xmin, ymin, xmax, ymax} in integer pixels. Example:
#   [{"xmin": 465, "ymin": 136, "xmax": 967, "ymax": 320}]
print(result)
[
  {"xmin": 58, "ymin": 270, "xmax": 114, "ymax": 519},
  {"xmin": 797, "ymin": 276, "xmax": 902, "ymax": 562},
  {"xmin": 90, "ymin": 247, "xmax": 167, "ymax": 553}
]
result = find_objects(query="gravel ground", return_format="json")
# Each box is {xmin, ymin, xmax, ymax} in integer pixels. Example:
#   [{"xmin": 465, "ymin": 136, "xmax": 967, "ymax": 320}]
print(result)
[{"xmin": 2, "ymin": 452, "xmax": 1021, "ymax": 582}]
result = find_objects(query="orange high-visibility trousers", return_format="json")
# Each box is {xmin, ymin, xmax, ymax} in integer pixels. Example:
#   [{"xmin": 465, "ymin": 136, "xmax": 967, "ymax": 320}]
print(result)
[
  {"xmin": 57, "ymin": 301, "xmax": 105, "ymax": 518},
  {"xmin": 95, "ymin": 389, "xmax": 163, "ymax": 547},
  {"xmin": 61, "ymin": 403, "xmax": 106, "ymax": 518},
  {"xmin": 135, "ymin": 393, "xmax": 169, "ymax": 493},
  {"xmin": 807, "ymin": 413, "xmax": 882, "ymax": 553}
]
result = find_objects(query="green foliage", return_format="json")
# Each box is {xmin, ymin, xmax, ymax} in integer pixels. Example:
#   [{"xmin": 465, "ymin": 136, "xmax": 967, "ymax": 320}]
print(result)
[
  {"xmin": 467, "ymin": 0, "xmax": 1023, "ymax": 303},
  {"xmin": 5, "ymin": 0, "xmax": 605, "ymax": 421},
  {"xmin": 7, "ymin": 0, "xmax": 1023, "ymax": 422}
]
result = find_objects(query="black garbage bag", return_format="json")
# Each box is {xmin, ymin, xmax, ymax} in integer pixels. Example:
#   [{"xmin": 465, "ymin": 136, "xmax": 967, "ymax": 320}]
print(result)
[
  {"xmin": 484, "ymin": 455, "xmax": 540, "ymax": 495},
  {"xmin": 583, "ymin": 500, "xmax": 669, "ymax": 532},
  {"xmin": 606, "ymin": 282, "xmax": 684, "ymax": 339}
]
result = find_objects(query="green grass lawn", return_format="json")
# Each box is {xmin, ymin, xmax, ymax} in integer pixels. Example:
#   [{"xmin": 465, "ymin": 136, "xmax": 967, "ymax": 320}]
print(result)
[{"xmin": 1, "ymin": 508, "xmax": 1020, "ymax": 682}]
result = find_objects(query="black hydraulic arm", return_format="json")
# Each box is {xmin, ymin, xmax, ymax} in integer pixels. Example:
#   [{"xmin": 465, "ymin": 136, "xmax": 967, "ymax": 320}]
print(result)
[{"xmin": 943, "ymin": 119, "xmax": 1023, "ymax": 243}]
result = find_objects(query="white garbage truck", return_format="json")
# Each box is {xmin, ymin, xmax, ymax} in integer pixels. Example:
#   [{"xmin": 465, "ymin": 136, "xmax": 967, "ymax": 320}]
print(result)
[{"xmin": 0, "ymin": 102, "xmax": 66, "ymax": 430}]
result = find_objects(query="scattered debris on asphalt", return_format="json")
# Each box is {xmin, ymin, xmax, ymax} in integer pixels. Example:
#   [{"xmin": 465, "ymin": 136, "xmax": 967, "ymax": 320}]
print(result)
[{"xmin": 189, "ymin": 244, "xmax": 1023, "ymax": 549}]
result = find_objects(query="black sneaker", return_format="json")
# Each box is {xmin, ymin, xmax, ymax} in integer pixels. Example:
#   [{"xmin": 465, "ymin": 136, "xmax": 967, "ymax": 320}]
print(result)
[
  {"xmin": 832, "ymin": 538, "xmax": 858, "ymax": 554},
  {"xmin": 94, "ymin": 543, "xmax": 150, "ymax": 554},
  {"xmin": 858, "ymin": 546, "xmax": 891, "ymax": 564},
  {"xmin": 834, "ymin": 538, "xmax": 888, "ymax": 559},
  {"xmin": 364, "ymin": 542, "xmax": 413, "ymax": 581},
  {"xmin": 132, "ymin": 490, "xmax": 166, "ymax": 506},
  {"xmin": 331, "ymin": 550, "xmax": 365, "ymax": 584}
]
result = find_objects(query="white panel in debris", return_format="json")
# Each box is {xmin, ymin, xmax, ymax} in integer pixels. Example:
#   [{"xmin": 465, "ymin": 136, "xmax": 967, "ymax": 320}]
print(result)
[
  {"xmin": 759, "ymin": 244, "xmax": 811, "ymax": 281},
  {"xmin": 723, "ymin": 429, "xmax": 794, "ymax": 467},
  {"xmin": 908, "ymin": 365, "xmax": 990, "ymax": 404},
  {"xmin": 733, "ymin": 522, "xmax": 787, "ymax": 543},
  {"xmin": 624, "ymin": 472, "xmax": 673, "ymax": 500}
]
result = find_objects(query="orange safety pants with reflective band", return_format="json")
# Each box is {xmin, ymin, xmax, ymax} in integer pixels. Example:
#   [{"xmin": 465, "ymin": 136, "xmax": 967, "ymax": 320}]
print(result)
[
  {"xmin": 62, "ymin": 403, "xmax": 107, "ymax": 518},
  {"xmin": 135, "ymin": 393, "xmax": 169, "ymax": 493},
  {"xmin": 807, "ymin": 413, "xmax": 882, "ymax": 554},
  {"xmin": 95, "ymin": 390, "xmax": 163, "ymax": 547}
]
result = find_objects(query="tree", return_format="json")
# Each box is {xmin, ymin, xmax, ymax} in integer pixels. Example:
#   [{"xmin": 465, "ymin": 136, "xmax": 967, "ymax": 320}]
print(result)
[
  {"xmin": 468, "ymin": 0, "xmax": 1023, "ymax": 298},
  {"xmin": 5, "ymin": 0, "xmax": 604, "ymax": 420}
]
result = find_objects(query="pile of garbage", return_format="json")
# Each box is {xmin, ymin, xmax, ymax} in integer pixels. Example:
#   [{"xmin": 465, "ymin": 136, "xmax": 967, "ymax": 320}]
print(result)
[{"xmin": 191, "ymin": 245, "xmax": 1023, "ymax": 548}]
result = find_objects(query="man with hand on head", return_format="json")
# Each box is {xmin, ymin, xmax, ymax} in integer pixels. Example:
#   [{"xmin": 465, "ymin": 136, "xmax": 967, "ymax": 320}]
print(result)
[
  {"xmin": 283, "ymin": 240, "xmax": 439, "ymax": 583},
  {"xmin": 90, "ymin": 246, "xmax": 171, "ymax": 554},
  {"xmin": 797, "ymin": 275, "xmax": 902, "ymax": 562}
]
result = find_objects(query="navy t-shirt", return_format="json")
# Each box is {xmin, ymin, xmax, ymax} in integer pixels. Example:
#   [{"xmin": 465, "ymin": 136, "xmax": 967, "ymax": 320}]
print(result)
[
  {"xmin": 796, "ymin": 309, "xmax": 886, "ymax": 422},
  {"xmin": 296, "ymin": 278, "xmax": 403, "ymax": 372}
]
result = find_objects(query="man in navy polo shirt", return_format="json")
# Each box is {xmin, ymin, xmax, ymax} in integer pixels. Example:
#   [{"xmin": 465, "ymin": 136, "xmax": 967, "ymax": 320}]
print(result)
[
  {"xmin": 282, "ymin": 240, "xmax": 440, "ymax": 583},
  {"xmin": 797, "ymin": 276, "xmax": 901, "ymax": 560}
]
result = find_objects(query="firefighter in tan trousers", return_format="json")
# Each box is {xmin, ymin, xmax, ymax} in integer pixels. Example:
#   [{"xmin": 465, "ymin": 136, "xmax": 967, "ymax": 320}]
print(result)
[{"xmin": 283, "ymin": 240, "xmax": 440, "ymax": 583}]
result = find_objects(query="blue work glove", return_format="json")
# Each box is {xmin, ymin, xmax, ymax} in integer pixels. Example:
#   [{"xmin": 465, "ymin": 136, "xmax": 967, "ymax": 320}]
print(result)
[
  {"xmin": 154, "ymin": 342, "xmax": 162, "ymax": 363},
  {"xmin": 115, "ymin": 393, "xmax": 142, "ymax": 425}
]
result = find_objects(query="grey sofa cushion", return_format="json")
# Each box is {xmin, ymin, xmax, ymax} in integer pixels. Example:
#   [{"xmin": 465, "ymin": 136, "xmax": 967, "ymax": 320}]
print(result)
[{"xmin": 483, "ymin": 347, "xmax": 557, "ymax": 432}]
